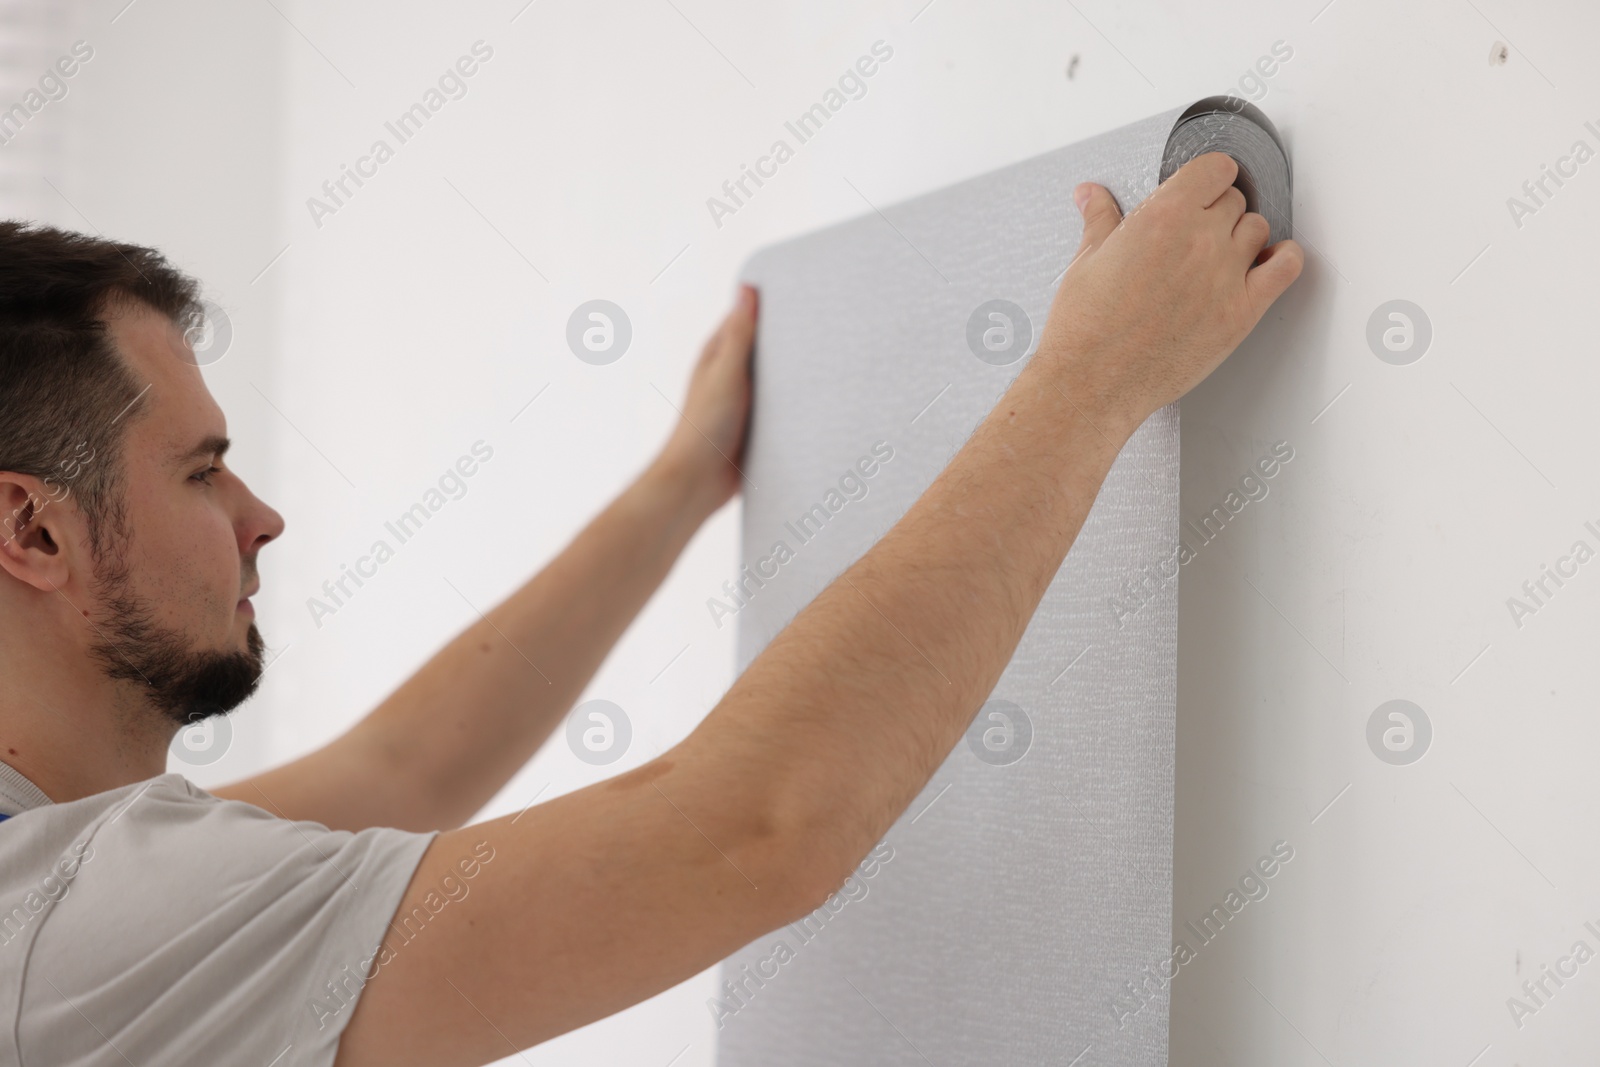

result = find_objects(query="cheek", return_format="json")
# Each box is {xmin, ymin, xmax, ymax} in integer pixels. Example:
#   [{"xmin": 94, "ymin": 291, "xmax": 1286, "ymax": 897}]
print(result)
[
  {"xmin": 130, "ymin": 497, "xmax": 241, "ymax": 623},
  {"xmin": 193, "ymin": 512, "xmax": 242, "ymax": 602}
]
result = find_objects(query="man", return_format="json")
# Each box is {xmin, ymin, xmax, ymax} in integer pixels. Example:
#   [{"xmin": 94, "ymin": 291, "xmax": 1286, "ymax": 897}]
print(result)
[{"xmin": 0, "ymin": 152, "xmax": 1301, "ymax": 1065}]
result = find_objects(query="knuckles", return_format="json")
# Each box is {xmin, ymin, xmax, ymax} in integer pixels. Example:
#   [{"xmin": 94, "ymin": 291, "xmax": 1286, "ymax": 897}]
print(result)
[{"xmin": 1236, "ymin": 213, "xmax": 1272, "ymax": 246}]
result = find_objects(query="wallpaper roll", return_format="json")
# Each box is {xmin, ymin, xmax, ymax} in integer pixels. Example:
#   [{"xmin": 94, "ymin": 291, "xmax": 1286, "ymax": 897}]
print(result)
[{"xmin": 714, "ymin": 97, "xmax": 1290, "ymax": 1066}]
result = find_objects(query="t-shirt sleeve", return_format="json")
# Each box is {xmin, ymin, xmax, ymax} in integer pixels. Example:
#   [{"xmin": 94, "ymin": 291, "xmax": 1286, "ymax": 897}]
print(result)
[{"xmin": 17, "ymin": 774, "xmax": 438, "ymax": 1067}]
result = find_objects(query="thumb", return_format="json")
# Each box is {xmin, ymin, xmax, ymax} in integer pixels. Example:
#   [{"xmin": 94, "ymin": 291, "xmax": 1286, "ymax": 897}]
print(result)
[
  {"xmin": 1073, "ymin": 183, "xmax": 1122, "ymax": 253},
  {"xmin": 1243, "ymin": 239, "xmax": 1305, "ymax": 312}
]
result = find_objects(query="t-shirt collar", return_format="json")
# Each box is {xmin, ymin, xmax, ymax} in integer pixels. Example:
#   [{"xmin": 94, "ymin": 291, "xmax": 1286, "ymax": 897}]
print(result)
[{"xmin": 0, "ymin": 759, "xmax": 54, "ymax": 818}]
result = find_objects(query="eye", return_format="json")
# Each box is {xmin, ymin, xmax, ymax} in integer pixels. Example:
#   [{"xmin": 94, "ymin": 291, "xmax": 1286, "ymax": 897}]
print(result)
[{"xmin": 191, "ymin": 465, "xmax": 221, "ymax": 485}]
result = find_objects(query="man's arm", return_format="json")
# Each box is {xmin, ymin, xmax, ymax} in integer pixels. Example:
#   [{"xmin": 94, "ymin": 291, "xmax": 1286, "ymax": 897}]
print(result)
[
  {"xmin": 213, "ymin": 289, "xmax": 759, "ymax": 833},
  {"xmin": 333, "ymin": 155, "xmax": 1305, "ymax": 1065}
]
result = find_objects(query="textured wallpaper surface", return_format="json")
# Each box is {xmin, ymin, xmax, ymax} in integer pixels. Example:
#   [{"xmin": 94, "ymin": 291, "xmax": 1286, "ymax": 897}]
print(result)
[{"xmin": 715, "ymin": 100, "xmax": 1286, "ymax": 1066}]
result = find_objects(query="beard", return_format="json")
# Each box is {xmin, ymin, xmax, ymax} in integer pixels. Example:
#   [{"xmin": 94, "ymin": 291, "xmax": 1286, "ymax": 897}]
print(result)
[{"xmin": 85, "ymin": 535, "xmax": 266, "ymax": 728}]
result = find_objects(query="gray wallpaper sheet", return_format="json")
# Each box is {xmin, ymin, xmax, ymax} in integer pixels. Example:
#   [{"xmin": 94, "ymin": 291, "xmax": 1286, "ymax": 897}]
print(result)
[{"xmin": 715, "ymin": 100, "xmax": 1279, "ymax": 1066}]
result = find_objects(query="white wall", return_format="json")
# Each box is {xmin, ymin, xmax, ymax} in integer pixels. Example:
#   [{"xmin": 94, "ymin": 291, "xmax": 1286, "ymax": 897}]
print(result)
[
  {"xmin": 1171, "ymin": 2, "xmax": 1600, "ymax": 1063},
  {"xmin": 21, "ymin": 0, "xmax": 1597, "ymax": 1063}
]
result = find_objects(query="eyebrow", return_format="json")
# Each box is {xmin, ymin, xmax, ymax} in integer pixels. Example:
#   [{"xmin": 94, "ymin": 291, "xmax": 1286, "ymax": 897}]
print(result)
[{"xmin": 176, "ymin": 435, "xmax": 231, "ymax": 467}]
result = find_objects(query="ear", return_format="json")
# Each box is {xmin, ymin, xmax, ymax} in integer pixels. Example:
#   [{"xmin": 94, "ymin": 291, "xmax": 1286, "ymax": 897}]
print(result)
[{"xmin": 0, "ymin": 472, "xmax": 80, "ymax": 594}]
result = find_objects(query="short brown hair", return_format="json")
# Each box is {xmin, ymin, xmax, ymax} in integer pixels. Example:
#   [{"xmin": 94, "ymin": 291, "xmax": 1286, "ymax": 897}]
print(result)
[{"xmin": 0, "ymin": 220, "xmax": 203, "ymax": 550}]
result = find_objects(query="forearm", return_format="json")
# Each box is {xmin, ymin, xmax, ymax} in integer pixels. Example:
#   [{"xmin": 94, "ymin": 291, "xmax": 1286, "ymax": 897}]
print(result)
[
  {"xmin": 682, "ymin": 347, "xmax": 1132, "ymax": 881},
  {"xmin": 361, "ymin": 456, "xmax": 716, "ymax": 826},
  {"xmin": 233, "ymin": 455, "xmax": 716, "ymax": 832}
]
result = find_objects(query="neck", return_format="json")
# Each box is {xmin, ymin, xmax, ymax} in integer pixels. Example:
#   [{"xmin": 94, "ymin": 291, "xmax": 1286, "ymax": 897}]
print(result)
[{"xmin": 0, "ymin": 620, "xmax": 171, "ymax": 804}]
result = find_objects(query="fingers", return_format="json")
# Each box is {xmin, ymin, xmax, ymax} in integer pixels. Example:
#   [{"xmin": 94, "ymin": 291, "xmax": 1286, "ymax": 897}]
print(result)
[
  {"xmin": 1164, "ymin": 151, "xmax": 1239, "ymax": 209},
  {"xmin": 1232, "ymin": 210, "xmax": 1272, "ymax": 262},
  {"xmin": 1210, "ymin": 185, "xmax": 1247, "ymax": 231},
  {"xmin": 721, "ymin": 284, "xmax": 757, "ymax": 357},
  {"xmin": 1244, "ymin": 239, "xmax": 1304, "ymax": 310},
  {"xmin": 704, "ymin": 285, "xmax": 759, "ymax": 363},
  {"xmin": 1072, "ymin": 183, "xmax": 1123, "ymax": 254}
]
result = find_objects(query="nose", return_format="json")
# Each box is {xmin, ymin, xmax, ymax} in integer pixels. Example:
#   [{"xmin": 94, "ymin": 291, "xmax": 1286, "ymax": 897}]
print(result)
[
  {"xmin": 239, "ymin": 484, "xmax": 285, "ymax": 553},
  {"xmin": 258, "ymin": 501, "xmax": 286, "ymax": 547}
]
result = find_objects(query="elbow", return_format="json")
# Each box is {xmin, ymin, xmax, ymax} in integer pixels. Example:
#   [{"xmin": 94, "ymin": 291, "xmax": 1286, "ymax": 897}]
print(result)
[
  {"xmin": 747, "ymin": 807, "xmax": 889, "ymax": 929},
  {"xmin": 714, "ymin": 783, "xmax": 850, "ymax": 930},
  {"xmin": 761, "ymin": 828, "xmax": 896, "ymax": 932},
  {"xmin": 674, "ymin": 735, "xmax": 884, "ymax": 930},
  {"xmin": 727, "ymin": 812, "xmax": 841, "ymax": 930},
  {"xmin": 769, "ymin": 839, "xmax": 849, "ymax": 928}
]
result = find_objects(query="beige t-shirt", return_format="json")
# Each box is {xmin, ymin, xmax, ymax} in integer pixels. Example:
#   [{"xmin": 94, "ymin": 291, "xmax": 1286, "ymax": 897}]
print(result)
[{"xmin": 0, "ymin": 762, "xmax": 436, "ymax": 1066}]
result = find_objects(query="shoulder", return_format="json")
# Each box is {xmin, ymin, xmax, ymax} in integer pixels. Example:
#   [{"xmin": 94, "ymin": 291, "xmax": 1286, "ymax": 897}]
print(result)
[
  {"xmin": 0, "ymin": 772, "xmax": 420, "ymax": 943},
  {"xmin": 52, "ymin": 772, "xmax": 431, "ymax": 912},
  {"xmin": 7, "ymin": 773, "xmax": 437, "ymax": 1064}
]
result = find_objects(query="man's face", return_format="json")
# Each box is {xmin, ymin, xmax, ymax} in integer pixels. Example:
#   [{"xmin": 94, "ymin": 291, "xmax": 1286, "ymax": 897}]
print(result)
[{"xmin": 85, "ymin": 300, "xmax": 284, "ymax": 726}]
